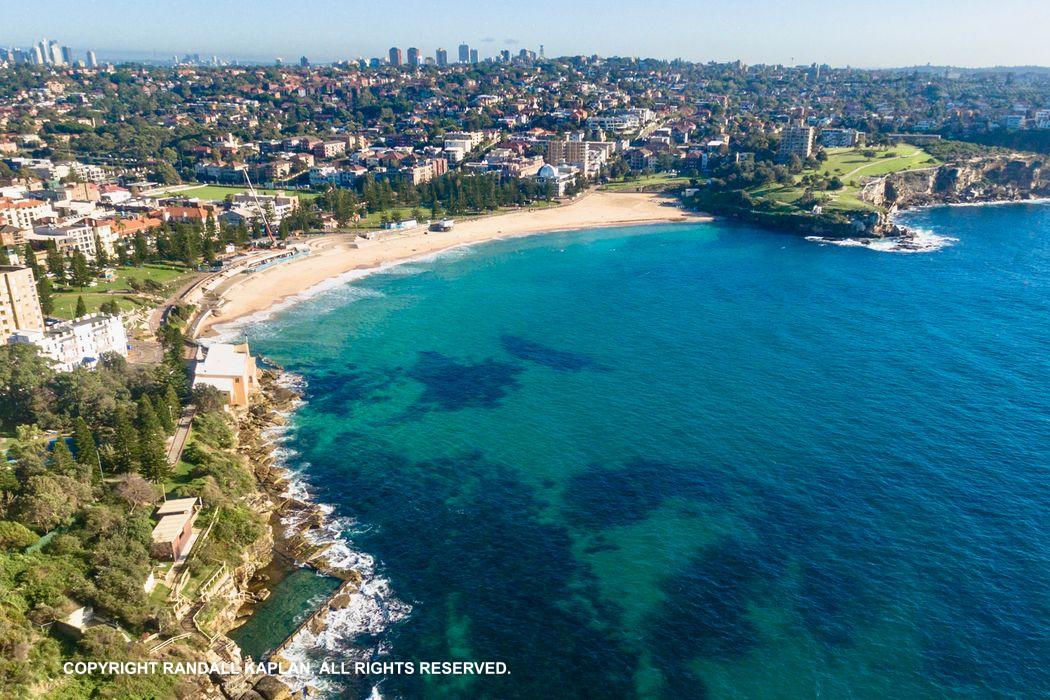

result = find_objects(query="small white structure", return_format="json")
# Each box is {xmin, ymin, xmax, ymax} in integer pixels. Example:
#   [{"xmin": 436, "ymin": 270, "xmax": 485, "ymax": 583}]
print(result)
[
  {"xmin": 8, "ymin": 313, "xmax": 127, "ymax": 372},
  {"xmin": 382, "ymin": 218, "xmax": 418, "ymax": 231}
]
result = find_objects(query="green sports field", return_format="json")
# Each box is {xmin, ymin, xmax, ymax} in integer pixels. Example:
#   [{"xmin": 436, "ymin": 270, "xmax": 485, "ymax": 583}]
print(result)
[{"xmin": 155, "ymin": 184, "xmax": 320, "ymax": 202}]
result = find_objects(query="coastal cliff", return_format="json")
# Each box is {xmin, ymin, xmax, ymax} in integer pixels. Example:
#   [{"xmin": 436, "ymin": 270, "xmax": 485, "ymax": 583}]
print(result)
[
  {"xmin": 861, "ymin": 156, "xmax": 1047, "ymax": 211},
  {"xmin": 687, "ymin": 151, "xmax": 1048, "ymax": 248},
  {"xmin": 858, "ymin": 155, "xmax": 1049, "ymax": 239}
]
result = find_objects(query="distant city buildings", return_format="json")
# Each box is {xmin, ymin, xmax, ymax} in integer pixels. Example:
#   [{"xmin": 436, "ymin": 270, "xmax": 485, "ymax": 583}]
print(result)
[
  {"xmin": 458, "ymin": 43, "xmax": 470, "ymax": 63},
  {"xmin": 407, "ymin": 47, "xmax": 421, "ymax": 68},
  {"xmin": 1, "ymin": 38, "xmax": 95, "ymax": 66},
  {"xmin": 436, "ymin": 48, "xmax": 448, "ymax": 67},
  {"xmin": 389, "ymin": 47, "xmax": 403, "ymax": 67}
]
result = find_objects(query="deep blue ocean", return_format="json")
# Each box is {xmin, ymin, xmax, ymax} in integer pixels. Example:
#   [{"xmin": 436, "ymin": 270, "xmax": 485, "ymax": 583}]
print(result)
[{"xmin": 235, "ymin": 202, "xmax": 1049, "ymax": 698}]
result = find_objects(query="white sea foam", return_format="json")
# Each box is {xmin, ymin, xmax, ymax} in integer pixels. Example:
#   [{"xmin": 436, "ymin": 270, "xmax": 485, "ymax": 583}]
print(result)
[
  {"xmin": 805, "ymin": 227, "xmax": 957, "ymax": 254},
  {"xmin": 257, "ymin": 373, "xmax": 410, "ymax": 697},
  {"xmin": 804, "ymin": 199, "xmax": 1050, "ymax": 255},
  {"xmin": 209, "ymin": 244, "xmax": 475, "ymax": 342},
  {"xmin": 937, "ymin": 196, "xmax": 1050, "ymax": 209},
  {"xmin": 276, "ymin": 574, "xmax": 411, "ymax": 695}
]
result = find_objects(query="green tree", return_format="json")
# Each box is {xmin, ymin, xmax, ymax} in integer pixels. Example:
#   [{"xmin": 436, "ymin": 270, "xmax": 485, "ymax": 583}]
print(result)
[
  {"xmin": 50, "ymin": 439, "xmax": 79, "ymax": 477},
  {"xmin": 46, "ymin": 242, "xmax": 65, "ymax": 282},
  {"xmin": 0, "ymin": 344, "xmax": 55, "ymax": 425},
  {"xmin": 70, "ymin": 251, "xmax": 92, "ymax": 288},
  {"xmin": 132, "ymin": 232, "xmax": 149, "ymax": 264},
  {"xmin": 37, "ymin": 276, "xmax": 54, "ymax": 316},
  {"xmin": 23, "ymin": 243, "xmax": 40, "ymax": 276},
  {"xmin": 136, "ymin": 396, "xmax": 169, "ymax": 482},
  {"xmin": 111, "ymin": 409, "xmax": 139, "ymax": 474},
  {"xmin": 93, "ymin": 234, "xmax": 109, "ymax": 269},
  {"xmin": 9, "ymin": 474, "xmax": 84, "ymax": 532},
  {"xmin": 72, "ymin": 416, "xmax": 99, "ymax": 476},
  {"xmin": 164, "ymin": 383, "xmax": 181, "ymax": 421},
  {"xmin": 75, "ymin": 295, "xmax": 88, "ymax": 318},
  {"xmin": 154, "ymin": 393, "xmax": 175, "ymax": 434},
  {"xmin": 0, "ymin": 520, "xmax": 38, "ymax": 549}
]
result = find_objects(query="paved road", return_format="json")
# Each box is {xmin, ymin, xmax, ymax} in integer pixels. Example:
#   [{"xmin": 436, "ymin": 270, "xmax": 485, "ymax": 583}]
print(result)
[{"xmin": 150, "ymin": 272, "xmax": 210, "ymax": 335}]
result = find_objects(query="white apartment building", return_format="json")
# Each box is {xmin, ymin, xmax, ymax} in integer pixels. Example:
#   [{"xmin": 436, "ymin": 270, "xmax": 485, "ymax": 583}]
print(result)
[
  {"xmin": 63, "ymin": 161, "xmax": 106, "ymax": 183},
  {"xmin": 0, "ymin": 197, "xmax": 55, "ymax": 229},
  {"xmin": 9, "ymin": 313, "xmax": 128, "ymax": 372},
  {"xmin": 586, "ymin": 108, "xmax": 654, "ymax": 133},
  {"xmin": 29, "ymin": 220, "xmax": 117, "ymax": 261}
]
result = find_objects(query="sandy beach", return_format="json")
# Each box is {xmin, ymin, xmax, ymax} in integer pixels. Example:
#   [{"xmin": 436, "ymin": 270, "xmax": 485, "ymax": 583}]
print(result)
[{"xmin": 197, "ymin": 191, "xmax": 707, "ymax": 337}]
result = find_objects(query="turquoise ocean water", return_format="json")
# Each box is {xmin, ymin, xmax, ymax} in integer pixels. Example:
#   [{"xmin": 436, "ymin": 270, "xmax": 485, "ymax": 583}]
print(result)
[{"xmin": 232, "ymin": 202, "xmax": 1049, "ymax": 698}]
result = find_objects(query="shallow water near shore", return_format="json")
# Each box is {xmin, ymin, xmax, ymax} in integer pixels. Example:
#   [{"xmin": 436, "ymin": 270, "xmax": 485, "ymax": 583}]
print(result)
[{"xmin": 236, "ymin": 202, "xmax": 1049, "ymax": 698}]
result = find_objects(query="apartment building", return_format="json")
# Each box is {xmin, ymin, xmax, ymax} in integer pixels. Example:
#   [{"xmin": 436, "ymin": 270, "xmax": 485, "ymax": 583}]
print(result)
[
  {"xmin": 777, "ymin": 125, "xmax": 816, "ymax": 162},
  {"xmin": 819, "ymin": 128, "xmax": 864, "ymax": 148},
  {"xmin": 0, "ymin": 266, "xmax": 44, "ymax": 342},
  {"xmin": 29, "ymin": 220, "xmax": 117, "ymax": 262},
  {"xmin": 8, "ymin": 313, "xmax": 128, "ymax": 371},
  {"xmin": 313, "ymin": 140, "xmax": 347, "ymax": 159},
  {"xmin": 0, "ymin": 197, "xmax": 54, "ymax": 229},
  {"xmin": 546, "ymin": 137, "xmax": 615, "ymax": 177}
]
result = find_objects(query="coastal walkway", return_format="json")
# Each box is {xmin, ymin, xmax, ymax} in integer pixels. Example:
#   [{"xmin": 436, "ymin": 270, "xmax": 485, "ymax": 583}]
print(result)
[{"xmin": 166, "ymin": 405, "xmax": 196, "ymax": 465}]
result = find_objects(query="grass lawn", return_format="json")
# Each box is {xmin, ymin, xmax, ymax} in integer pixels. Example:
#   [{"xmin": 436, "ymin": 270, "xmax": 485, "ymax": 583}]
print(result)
[
  {"xmin": 164, "ymin": 458, "xmax": 196, "ymax": 492},
  {"xmin": 157, "ymin": 184, "xmax": 320, "ymax": 202},
  {"xmin": 747, "ymin": 145, "xmax": 939, "ymax": 214},
  {"xmin": 602, "ymin": 173, "xmax": 692, "ymax": 192},
  {"xmin": 182, "ymin": 562, "xmax": 222, "ymax": 600},
  {"xmin": 818, "ymin": 144, "xmax": 939, "ymax": 186},
  {"xmin": 51, "ymin": 264, "xmax": 196, "ymax": 320},
  {"xmin": 50, "ymin": 292, "xmax": 148, "ymax": 319},
  {"xmin": 354, "ymin": 206, "xmax": 425, "ymax": 229},
  {"xmin": 148, "ymin": 582, "xmax": 172, "ymax": 605}
]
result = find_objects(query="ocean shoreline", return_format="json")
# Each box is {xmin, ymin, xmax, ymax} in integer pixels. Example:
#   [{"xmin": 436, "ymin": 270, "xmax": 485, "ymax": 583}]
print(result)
[
  {"xmin": 220, "ymin": 366, "xmax": 407, "ymax": 698},
  {"xmin": 208, "ymin": 194, "xmax": 1047, "ymax": 697},
  {"xmin": 197, "ymin": 190, "xmax": 709, "ymax": 339},
  {"xmin": 805, "ymin": 194, "xmax": 1050, "ymax": 253}
]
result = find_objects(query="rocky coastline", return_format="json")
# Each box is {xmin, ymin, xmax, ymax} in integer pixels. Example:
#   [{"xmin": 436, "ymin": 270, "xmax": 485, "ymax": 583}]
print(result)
[
  {"xmin": 190, "ymin": 369, "xmax": 365, "ymax": 700},
  {"xmin": 762, "ymin": 153, "xmax": 1049, "ymax": 251}
]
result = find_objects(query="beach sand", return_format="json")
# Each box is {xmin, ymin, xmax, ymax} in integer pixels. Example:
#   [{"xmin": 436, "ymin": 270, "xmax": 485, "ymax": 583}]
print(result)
[{"xmin": 198, "ymin": 191, "xmax": 707, "ymax": 337}]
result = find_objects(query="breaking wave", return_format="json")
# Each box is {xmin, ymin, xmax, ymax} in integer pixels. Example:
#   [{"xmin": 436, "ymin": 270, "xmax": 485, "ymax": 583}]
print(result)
[
  {"xmin": 259, "ymin": 374, "xmax": 410, "ymax": 697},
  {"xmin": 805, "ymin": 226, "xmax": 957, "ymax": 254}
]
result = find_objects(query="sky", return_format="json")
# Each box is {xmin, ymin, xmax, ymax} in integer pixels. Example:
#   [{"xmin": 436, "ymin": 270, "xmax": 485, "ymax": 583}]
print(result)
[{"xmin": 6, "ymin": 0, "xmax": 1050, "ymax": 68}]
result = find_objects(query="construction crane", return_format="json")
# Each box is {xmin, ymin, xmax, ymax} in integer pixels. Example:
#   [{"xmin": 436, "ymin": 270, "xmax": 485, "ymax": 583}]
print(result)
[{"xmin": 238, "ymin": 165, "xmax": 277, "ymax": 245}]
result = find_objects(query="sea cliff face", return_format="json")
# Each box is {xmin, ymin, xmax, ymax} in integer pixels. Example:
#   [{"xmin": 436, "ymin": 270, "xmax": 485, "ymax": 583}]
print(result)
[{"xmin": 861, "ymin": 155, "xmax": 1048, "ymax": 228}]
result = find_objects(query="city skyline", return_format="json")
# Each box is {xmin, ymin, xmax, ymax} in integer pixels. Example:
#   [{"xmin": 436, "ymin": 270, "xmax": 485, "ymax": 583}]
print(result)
[{"xmin": 5, "ymin": 0, "xmax": 1050, "ymax": 68}]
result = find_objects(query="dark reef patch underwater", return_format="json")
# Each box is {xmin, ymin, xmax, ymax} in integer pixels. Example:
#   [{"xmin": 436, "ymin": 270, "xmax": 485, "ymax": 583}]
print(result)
[{"xmin": 240, "ymin": 205, "xmax": 1050, "ymax": 698}]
